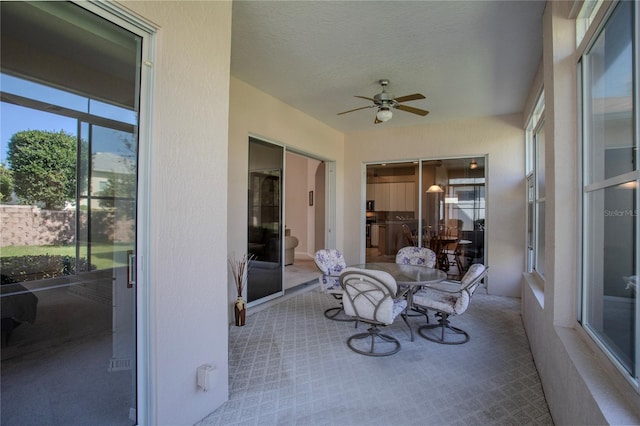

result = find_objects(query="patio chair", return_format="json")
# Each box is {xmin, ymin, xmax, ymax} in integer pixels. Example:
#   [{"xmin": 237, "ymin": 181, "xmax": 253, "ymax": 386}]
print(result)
[
  {"xmin": 395, "ymin": 246, "xmax": 436, "ymax": 267},
  {"xmin": 395, "ymin": 246, "xmax": 437, "ymax": 320},
  {"xmin": 339, "ymin": 267, "xmax": 409, "ymax": 356},
  {"xmin": 412, "ymin": 264, "xmax": 488, "ymax": 344},
  {"xmin": 314, "ymin": 249, "xmax": 352, "ymax": 321}
]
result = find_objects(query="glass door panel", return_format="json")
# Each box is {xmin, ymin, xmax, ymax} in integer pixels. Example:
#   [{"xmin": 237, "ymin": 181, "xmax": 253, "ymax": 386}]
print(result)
[
  {"xmin": 1, "ymin": 2, "xmax": 140, "ymax": 424},
  {"xmin": 247, "ymin": 138, "xmax": 284, "ymax": 303},
  {"xmin": 365, "ymin": 162, "xmax": 419, "ymax": 262},
  {"xmin": 422, "ymin": 158, "xmax": 485, "ymax": 278}
]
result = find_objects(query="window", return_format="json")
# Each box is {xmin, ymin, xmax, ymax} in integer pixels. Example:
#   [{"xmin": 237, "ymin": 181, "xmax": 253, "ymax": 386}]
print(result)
[
  {"xmin": 580, "ymin": 0, "xmax": 638, "ymax": 388},
  {"xmin": 526, "ymin": 92, "xmax": 545, "ymax": 278}
]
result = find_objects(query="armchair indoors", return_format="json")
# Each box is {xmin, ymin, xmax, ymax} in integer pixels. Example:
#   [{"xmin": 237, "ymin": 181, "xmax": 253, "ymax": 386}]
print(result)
[
  {"xmin": 412, "ymin": 264, "xmax": 488, "ymax": 345},
  {"xmin": 339, "ymin": 267, "xmax": 409, "ymax": 356},
  {"xmin": 314, "ymin": 249, "xmax": 351, "ymax": 321}
]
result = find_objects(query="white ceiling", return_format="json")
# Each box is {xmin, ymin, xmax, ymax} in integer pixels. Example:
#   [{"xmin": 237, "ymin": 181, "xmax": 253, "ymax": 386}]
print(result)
[{"xmin": 231, "ymin": 1, "xmax": 546, "ymax": 133}]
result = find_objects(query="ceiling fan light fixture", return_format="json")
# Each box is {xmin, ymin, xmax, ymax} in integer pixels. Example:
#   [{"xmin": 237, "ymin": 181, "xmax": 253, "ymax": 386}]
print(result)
[
  {"xmin": 470, "ymin": 159, "xmax": 478, "ymax": 169},
  {"xmin": 376, "ymin": 108, "xmax": 393, "ymax": 122}
]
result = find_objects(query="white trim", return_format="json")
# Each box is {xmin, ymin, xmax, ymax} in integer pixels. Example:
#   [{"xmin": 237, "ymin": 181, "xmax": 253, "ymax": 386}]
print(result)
[
  {"xmin": 584, "ymin": 170, "xmax": 640, "ymax": 192},
  {"xmin": 72, "ymin": 2, "xmax": 158, "ymax": 424}
]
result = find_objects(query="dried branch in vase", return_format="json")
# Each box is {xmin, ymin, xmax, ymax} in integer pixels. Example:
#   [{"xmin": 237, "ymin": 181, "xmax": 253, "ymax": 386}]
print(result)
[{"xmin": 228, "ymin": 253, "xmax": 255, "ymax": 297}]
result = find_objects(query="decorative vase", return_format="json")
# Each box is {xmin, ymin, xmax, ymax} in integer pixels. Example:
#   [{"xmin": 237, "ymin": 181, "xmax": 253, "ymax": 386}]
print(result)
[{"xmin": 234, "ymin": 296, "xmax": 246, "ymax": 326}]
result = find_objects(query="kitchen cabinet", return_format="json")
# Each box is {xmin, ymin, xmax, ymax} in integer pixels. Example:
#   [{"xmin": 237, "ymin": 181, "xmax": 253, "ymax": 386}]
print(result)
[
  {"xmin": 370, "ymin": 182, "xmax": 415, "ymax": 211},
  {"xmin": 404, "ymin": 182, "xmax": 415, "ymax": 211},
  {"xmin": 366, "ymin": 184, "xmax": 375, "ymax": 200},
  {"xmin": 375, "ymin": 183, "xmax": 390, "ymax": 211}
]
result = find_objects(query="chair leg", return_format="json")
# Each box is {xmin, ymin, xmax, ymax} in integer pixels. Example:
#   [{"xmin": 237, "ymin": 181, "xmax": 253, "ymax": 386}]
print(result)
[
  {"xmin": 399, "ymin": 310, "xmax": 414, "ymax": 341},
  {"xmin": 347, "ymin": 325, "xmax": 401, "ymax": 357},
  {"xmin": 324, "ymin": 306, "xmax": 355, "ymax": 322},
  {"xmin": 417, "ymin": 313, "xmax": 470, "ymax": 345}
]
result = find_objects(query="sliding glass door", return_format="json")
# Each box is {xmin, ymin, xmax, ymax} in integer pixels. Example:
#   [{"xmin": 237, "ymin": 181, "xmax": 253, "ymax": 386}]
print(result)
[
  {"xmin": 247, "ymin": 138, "xmax": 284, "ymax": 303},
  {"xmin": 1, "ymin": 2, "xmax": 141, "ymax": 424},
  {"xmin": 366, "ymin": 157, "xmax": 486, "ymax": 280}
]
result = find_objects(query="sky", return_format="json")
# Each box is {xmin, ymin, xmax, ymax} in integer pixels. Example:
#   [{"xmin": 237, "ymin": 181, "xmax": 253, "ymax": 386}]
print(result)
[
  {"xmin": 1, "ymin": 72, "xmax": 137, "ymax": 165},
  {"xmin": 1, "ymin": 102, "xmax": 77, "ymax": 165}
]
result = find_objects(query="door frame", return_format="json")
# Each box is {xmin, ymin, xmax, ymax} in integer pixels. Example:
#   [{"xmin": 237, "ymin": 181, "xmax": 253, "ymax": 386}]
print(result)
[
  {"xmin": 245, "ymin": 135, "xmax": 337, "ymax": 307},
  {"xmin": 75, "ymin": 2, "xmax": 156, "ymax": 424}
]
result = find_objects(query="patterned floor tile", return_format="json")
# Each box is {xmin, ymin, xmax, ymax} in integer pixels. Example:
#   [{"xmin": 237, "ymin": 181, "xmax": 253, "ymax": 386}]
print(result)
[{"xmin": 197, "ymin": 288, "xmax": 554, "ymax": 425}]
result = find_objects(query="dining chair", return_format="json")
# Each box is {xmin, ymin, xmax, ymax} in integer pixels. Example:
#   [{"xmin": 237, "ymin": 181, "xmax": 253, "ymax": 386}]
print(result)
[
  {"xmin": 339, "ymin": 267, "xmax": 409, "ymax": 356},
  {"xmin": 314, "ymin": 249, "xmax": 352, "ymax": 322},
  {"xmin": 395, "ymin": 246, "xmax": 436, "ymax": 267},
  {"xmin": 401, "ymin": 223, "xmax": 417, "ymax": 247},
  {"xmin": 395, "ymin": 246, "xmax": 437, "ymax": 321},
  {"xmin": 441, "ymin": 238, "xmax": 463, "ymax": 274},
  {"xmin": 412, "ymin": 264, "xmax": 488, "ymax": 344}
]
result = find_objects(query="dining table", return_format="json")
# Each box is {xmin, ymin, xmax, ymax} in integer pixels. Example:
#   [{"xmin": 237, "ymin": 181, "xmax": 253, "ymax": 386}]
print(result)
[{"xmin": 349, "ymin": 262, "xmax": 447, "ymax": 340}]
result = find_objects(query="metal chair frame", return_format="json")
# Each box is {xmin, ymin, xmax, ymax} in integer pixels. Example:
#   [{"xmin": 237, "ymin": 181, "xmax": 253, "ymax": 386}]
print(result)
[
  {"xmin": 415, "ymin": 266, "xmax": 488, "ymax": 345},
  {"xmin": 340, "ymin": 269, "xmax": 409, "ymax": 356}
]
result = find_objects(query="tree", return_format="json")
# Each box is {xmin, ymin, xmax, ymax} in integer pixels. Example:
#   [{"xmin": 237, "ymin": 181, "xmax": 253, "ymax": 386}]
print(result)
[
  {"xmin": 0, "ymin": 164, "xmax": 14, "ymax": 202},
  {"xmin": 7, "ymin": 130, "xmax": 76, "ymax": 209}
]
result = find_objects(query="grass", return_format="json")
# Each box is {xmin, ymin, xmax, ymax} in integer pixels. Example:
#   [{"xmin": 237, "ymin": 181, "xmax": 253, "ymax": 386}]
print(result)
[{"xmin": 0, "ymin": 243, "xmax": 133, "ymax": 276}]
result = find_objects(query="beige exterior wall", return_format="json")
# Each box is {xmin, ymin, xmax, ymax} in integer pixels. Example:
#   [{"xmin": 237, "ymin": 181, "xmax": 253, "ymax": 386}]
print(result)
[
  {"xmin": 227, "ymin": 76, "xmax": 345, "ymax": 304},
  {"xmin": 521, "ymin": 2, "xmax": 640, "ymax": 425},
  {"xmin": 344, "ymin": 115, "xmax": 526, "ymax": 297}
]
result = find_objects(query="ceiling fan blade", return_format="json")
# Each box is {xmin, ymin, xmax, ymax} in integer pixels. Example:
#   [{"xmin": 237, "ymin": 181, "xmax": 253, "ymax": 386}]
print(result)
[
  {"xmin": 396, "ymin": 104, "xmax": 430, "ymax": 116},
  {"xmin": 394, "ymin": 93, "xmax": 426, "ymax": 103},
  {"xmin": 354, "ymin": 95, "xmax": 375, "ymax": 101},
  {"xmin": 337, "ymin": 105, "xmax": 374, "ymax": 115}
]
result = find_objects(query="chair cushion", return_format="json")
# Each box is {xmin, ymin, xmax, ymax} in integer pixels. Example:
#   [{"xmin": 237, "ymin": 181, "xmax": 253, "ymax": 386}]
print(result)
[
  {"xmin": 314, "ymin": 249, "xmax": 346, "ymax": 275},
  {"xmin": 395, "ymin": 247, "xmax": 436, "ymax": 268},
  {"xmin": 315, "ymin": 249, "xmax": 347, "ymax": 294},
  {"xmin": 412, "ymin": 286, "xmax": 471, "ymax": 316},
  {"xmin": 320, "ymin": 275, "xmax": 342, "ymax": 293},
  {"xmin": 459, "ymin": 264, "xmax": 486, "ymax": 292},
  {"xmin": 392, "ymin": 298, "xmax": 408, "ymax": 319},
  {"xmin": 340, "ymin": 268, "xmax": 399, "ymax": 324}
]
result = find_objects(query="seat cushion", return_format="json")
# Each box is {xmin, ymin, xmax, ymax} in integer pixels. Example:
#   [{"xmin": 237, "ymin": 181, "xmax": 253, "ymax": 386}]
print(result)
[
  {"xmin": 395, "ymin": 247, "xmax": 436, "ymax": 268},
  {"xmin": 412, "ymin": 286, "xmax": 470, "ymax": 316},
  {"xmin": 392, "ymin": 299, "xmax": 408, "ymax": 320},
  {"xmin": 320, "ymin": 275, "xmax": 342, "ymax": 293}
]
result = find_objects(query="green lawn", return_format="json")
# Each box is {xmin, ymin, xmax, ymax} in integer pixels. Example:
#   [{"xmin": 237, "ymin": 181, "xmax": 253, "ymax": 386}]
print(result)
[{"xmin": 1, "ymin": 243, "xmax": 133, "ymax": 271}]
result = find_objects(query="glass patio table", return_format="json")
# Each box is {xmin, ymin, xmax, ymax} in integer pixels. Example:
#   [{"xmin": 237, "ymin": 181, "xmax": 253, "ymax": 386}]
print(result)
[{"xmin": 349, "ymin": 262, "xmax": 447, "ymax": 340}]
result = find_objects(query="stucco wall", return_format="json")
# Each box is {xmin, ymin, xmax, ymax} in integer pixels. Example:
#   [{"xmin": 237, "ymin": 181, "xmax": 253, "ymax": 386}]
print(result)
[
  {"xmin": 116, "ymin": 2, "xmax": 232, "ymax": 425},
  {"xmin": 344, "ymin": 114, "xmax": 526, "ymax": 297},
  {"xmin": 228, "ymin": 77, "xmax": 345, "ymax": 308},
  {"xmin": 521, "ymin": 2, "xmax": 640, "ymax": 425}
]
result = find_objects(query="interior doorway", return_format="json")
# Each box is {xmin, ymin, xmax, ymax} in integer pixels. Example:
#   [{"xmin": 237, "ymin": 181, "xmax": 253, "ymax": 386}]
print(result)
[{"xmin": 284, "ymin": 151, "xmax": 325, "ymax": 291}]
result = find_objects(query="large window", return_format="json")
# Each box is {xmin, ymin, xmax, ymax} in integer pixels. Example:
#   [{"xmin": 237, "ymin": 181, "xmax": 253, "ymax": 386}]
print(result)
[
  {"xmin": 580, "ymin": 0, "xmax": 638, "ymax": 388},
  {"xmin": 526, "ymin": 92, "xmax": 545, "ymax": 278}
]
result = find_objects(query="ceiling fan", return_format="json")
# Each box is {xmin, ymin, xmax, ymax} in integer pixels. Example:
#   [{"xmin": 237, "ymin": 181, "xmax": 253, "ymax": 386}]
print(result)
[{"xmin": 337, "ymin": 79, "xmax": 429, "ymax": 124}]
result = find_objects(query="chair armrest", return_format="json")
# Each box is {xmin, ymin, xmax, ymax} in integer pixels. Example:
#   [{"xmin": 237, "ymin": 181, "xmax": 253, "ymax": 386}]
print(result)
[{"xmin": 421, "ymin": 282, "xmax": 460, "ymax": 294}]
